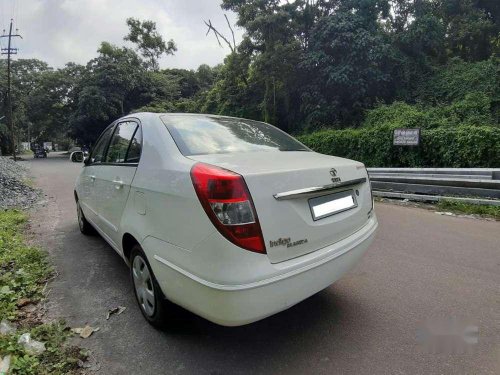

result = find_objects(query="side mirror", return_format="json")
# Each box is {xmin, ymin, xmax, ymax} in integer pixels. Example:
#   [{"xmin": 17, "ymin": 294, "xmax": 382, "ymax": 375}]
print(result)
[{"xmin": 70, "ymin": 151, "xmax": 84, "ymax": 163}]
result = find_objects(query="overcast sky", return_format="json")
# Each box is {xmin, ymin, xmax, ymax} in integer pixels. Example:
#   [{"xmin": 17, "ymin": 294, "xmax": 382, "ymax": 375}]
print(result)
[{"xmin": 0, "ymin": 0, "xmax": 243, "ymax": 70}]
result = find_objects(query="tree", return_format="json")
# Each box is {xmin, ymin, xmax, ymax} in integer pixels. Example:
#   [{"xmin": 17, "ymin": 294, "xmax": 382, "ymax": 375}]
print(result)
[
  {"xmin": 124, "ymin": 18, "xmax": 177, "ymax": 71},
  {"xmin": 27, "ymin": 63, "xmax": 85, "ymax": 141},
  {"xmin": 0, "ymin": 59, "xmax": 52, "ymax": 150},
  {"xmin": 301, "ymin": 6, "xmax": 397, "ymax": 126},
  {"xmin": 439, "ymin": 0, "xmax": 499, "ymax": 61},
  {"xmin": 69, "ymin": 42, "xmax": 146, "ymax": 142}
]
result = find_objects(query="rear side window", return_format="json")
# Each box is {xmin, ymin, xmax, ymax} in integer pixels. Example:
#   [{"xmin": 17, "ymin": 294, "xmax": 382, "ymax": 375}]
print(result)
[
  {"xmin": 160, "ymin": 115, "xmax": 309, "ymax": 156},
  {"xmin": 90, "ymin": 126, "xmax": 114, "ymax": 164},
  {"xmin": 126, "ymin": 126, "xmax": 142, "ymax": 163},
  {"xmin": 106, "ymin": 121, "xmax": 141, "ymax": 164}
]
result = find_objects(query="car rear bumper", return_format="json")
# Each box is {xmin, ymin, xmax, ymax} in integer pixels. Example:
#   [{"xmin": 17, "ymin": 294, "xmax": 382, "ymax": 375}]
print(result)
[{"xmin": 151, "ymin": 215, "xmax": 378, "ymax": 326}]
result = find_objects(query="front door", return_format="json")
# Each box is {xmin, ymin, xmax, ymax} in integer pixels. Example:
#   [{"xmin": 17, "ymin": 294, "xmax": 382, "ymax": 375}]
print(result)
[{"xmin": 79, "ymin": 125, "xmax": 115, "ymax": 225}]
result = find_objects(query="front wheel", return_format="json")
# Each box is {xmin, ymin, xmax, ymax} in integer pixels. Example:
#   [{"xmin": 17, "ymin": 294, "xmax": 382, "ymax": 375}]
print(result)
[{"xmin": 76, "ymin": 201, "xmax": 94, "ymax": 235}]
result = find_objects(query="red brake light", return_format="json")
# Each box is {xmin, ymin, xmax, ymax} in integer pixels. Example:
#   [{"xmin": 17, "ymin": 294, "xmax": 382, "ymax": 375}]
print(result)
[{"xmin": 190, "ymin": 163, "xmax": 266, "ymax": 254}]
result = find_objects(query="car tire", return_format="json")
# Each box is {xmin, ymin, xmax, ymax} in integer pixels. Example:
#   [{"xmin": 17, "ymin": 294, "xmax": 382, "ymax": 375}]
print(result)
[
  {"xmin": 130, "ymin": 245, "xmax": 174, "ymax": 329},
  {"xmin": 76, "ymin": 200, "xmax": 94, "ymax": 235}
]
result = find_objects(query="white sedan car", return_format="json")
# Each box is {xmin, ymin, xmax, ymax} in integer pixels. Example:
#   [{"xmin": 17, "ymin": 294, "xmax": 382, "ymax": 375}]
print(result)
[{"xmin": 74, "ymin": 113, "xmax": 378, "ymax": 327}]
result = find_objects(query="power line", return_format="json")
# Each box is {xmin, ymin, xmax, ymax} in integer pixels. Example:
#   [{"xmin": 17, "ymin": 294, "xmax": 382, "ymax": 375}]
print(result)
[{"xmin": 1, "ymin": 18, "xmax": 22, "ymax": 161}]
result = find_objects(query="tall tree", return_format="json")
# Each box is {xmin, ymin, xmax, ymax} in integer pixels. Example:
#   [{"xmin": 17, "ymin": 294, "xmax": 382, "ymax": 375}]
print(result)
[
  {"xmin": 69, "ymin": 42, "xmax": 145, "ymax": 142},
  {"xmin": 27, "ymin": 63, "xmax": 85, "ymax": 141},
  {"xmin": 301, "ymin": 6, "xmax": 397, "ymax": 126},
  {"xmin": 124, "ymin": 18, "xmax": 177, "ymax": 71},
  {"xmin": 439, "ymin": 0, "xmax": 499, "ymax": 61}
]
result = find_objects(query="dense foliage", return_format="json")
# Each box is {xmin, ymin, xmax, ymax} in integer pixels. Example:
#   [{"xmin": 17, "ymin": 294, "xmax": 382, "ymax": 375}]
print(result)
[
  {"xmin": 0, "ymin": 0, "xmax": 498, "ymax": 166},
  {"xmin": 298, "ymin": 125, "xmax": 500, "ymax": 167}
]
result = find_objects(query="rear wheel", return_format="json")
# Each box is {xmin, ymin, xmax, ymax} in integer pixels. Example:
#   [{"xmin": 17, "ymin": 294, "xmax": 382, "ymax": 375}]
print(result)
[
  {"xmin": 130, "ymin": 245, "xmax": 172, "ymax": 329},
  {"xmin": 76, "ymin": 200, "xmax": 94, "ymax": 235}
]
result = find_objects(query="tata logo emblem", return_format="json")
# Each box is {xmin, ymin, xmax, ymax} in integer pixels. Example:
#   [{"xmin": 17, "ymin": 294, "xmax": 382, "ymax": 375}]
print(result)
[{"xmin": 330, "ymin": 168, "xmax": 341, "ymax": 183}]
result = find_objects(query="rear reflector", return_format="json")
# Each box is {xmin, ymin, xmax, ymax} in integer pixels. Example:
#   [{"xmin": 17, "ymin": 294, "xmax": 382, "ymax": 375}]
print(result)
[{"xmin": 190, "ymin": 163, "xmax": 266, "ymax": 253}]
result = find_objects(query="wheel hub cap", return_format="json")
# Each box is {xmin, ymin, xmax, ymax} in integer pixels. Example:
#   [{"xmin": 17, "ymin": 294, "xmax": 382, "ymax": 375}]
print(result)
[
  {"xmin": 132, "ymin": 256, "xmax": 155, "ymax": 317},
  {"xmin": 77, "ymin": 205, "xmax": 84, "ymax": 229}
]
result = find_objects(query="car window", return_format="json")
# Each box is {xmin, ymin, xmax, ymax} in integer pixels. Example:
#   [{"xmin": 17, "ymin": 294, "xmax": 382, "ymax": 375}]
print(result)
[
  {"xmin": 89, "ymin": 126, "xmax": 114, "ymax": 164},
  {"xmin": 160, "ymin": 115, "xmax": 309, "ymax": 156},
  {"xmin": 106, "ymin": 121, "xmax": 139, "ymax": 163},
  {"xmin": 126, "ymin": 125, "xmax": 142, "ymax": 163}
]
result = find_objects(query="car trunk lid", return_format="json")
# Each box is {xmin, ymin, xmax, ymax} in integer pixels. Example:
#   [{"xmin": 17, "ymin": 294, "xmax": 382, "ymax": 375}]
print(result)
[{"xmin": 189, "ymin": 151, "xmax": 372, "ymax": 263}]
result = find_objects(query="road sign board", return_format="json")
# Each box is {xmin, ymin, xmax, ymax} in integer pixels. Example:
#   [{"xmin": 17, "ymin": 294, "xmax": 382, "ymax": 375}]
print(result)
[{"xmin": 393, "ymin": 128, "xmax": 420, "ymax": 146}]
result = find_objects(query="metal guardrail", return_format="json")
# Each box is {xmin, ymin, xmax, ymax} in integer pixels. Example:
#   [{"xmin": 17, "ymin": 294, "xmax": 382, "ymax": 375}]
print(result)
[{"xmin": 367, "ymin": 168, "xmax": 500, "ymax": 205}]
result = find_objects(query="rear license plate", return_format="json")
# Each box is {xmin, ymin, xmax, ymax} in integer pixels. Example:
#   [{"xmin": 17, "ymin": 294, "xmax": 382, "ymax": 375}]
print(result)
[{"xmin": 309, "ymin": 190, "xmax": 357, "ymax": 221}]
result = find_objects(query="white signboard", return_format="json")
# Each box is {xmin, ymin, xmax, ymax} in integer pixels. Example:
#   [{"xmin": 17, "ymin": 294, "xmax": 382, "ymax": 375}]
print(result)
[{"xmin": 393, "ymin": 128, "xmax": 420, "ymax": 146}]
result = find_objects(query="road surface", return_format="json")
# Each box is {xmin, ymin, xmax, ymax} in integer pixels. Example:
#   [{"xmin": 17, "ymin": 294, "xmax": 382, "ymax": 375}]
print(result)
[{"xmin": 27, "ymin": 153, "xmax": 500, "ymax": 374}]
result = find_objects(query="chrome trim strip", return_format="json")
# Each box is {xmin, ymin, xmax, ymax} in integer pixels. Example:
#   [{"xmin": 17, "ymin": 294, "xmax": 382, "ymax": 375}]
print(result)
[{"xmin": 273, "ymin": 177, "xmax": 367, "ymax": 200}]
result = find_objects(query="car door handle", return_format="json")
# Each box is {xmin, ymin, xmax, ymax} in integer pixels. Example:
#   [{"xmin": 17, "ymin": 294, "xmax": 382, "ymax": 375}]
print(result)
[
  {"xmin": 113, "ymin": 179, "xmax": 124, "ymax": 189},
  {"xmin": 89, "ymin": 175, "xmax": 96, "ymax": 182}
]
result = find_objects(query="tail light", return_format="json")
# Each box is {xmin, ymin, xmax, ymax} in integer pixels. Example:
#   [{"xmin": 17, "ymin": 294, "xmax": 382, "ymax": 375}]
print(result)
[
  {"xmin": 367, "ymin": 171, "xmax": 374, "ymax": 213},
  {"xmin": 190, "ymin": 163, "xmax": 266, "ymax": 253}
]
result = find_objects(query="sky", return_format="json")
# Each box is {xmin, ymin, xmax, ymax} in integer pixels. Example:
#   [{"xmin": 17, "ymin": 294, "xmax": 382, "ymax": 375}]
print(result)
[{"xmin": 0, "ymin": 0, "xmax": 243, "ymax": 70}]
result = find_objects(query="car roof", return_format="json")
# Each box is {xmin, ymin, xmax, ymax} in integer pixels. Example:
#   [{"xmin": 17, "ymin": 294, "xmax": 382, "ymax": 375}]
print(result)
[{"xmin": 130, "ymin": 112, "xmax": 262, "ymax": 123}]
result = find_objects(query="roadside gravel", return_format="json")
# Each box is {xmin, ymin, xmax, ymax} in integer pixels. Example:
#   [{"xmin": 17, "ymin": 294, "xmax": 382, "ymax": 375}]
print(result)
[{"xmin": 0, "ymin": 156, "xmax": 40, "ymax": 209}]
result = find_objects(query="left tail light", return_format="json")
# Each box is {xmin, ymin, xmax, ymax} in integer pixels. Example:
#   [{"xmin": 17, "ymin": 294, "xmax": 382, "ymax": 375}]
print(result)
[{"xmin": 190, "ymin": 162, "xmax": 266, "ymax": 254}]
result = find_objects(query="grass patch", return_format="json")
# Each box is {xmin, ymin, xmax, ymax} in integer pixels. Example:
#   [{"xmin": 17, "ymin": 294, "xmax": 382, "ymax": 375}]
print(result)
[
  {"xmin": 0, "ymin": 210, "xmax": 50, "ymax": 320},
  {"xmin": 0, "ymin": 210, "xmax": 86, "ymax": 374},
  {"xmin": 437, "ymin": 200, "xmax": 500, "ymax": 220}
]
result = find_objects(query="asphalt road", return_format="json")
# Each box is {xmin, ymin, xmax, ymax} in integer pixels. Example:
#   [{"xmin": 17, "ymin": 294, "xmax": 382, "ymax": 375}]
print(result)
[{"xmin": 27, "ymin": 153, "xmax": 499, "ymax": 374}]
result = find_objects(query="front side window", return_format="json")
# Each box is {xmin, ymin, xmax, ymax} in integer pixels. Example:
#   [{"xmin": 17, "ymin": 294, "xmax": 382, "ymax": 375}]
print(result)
[
  {"xmin": 160, "ymin": 115, "xmax": 309, "ymax": 156},
  {"xmin": 90, "ymin": 126, "xmax": 114, "ymax": 164},
  {"xmin": 106, "ymin": 121, "xmax": 141, "ymax": 163}
]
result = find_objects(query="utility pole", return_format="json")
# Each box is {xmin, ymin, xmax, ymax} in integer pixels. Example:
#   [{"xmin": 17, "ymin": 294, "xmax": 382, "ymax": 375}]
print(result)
[{"xmin": 1, "ymin": 19, "xmax": 22, "ymax": 161}]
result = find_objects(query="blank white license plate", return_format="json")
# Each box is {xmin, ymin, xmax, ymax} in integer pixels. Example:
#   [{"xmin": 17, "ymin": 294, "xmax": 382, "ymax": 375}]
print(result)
[{"xmin": 309, "ymin": 190, "xmax": 357, "ymax": 221}]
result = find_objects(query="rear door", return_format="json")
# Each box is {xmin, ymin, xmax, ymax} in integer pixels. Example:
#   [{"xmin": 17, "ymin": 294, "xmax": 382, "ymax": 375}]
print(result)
[
  {"xmin": 95, "ymin": 120, "xmax": 142, "ymax": 247},
  {"xmin": 79, "ymin": 125, "xmax": 115, "ymax": 225}
]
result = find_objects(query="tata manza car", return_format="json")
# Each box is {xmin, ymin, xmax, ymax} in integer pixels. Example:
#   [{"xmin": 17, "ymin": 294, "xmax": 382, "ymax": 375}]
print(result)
[{"xmin": 74, "ymin": 113, "xmax": 378, "ymax": 327}]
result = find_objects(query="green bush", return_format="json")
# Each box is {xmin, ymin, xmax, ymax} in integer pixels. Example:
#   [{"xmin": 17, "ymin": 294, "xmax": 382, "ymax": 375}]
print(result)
[{"xmin": 298, "ymin": 125, "xmax": 500, "ymax": 167}]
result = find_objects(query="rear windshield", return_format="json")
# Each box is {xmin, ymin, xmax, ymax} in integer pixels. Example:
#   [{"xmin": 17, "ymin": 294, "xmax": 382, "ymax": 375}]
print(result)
[{"xmin": 160, "ymin": 115, "xmax": 309, "ymax": 156}]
